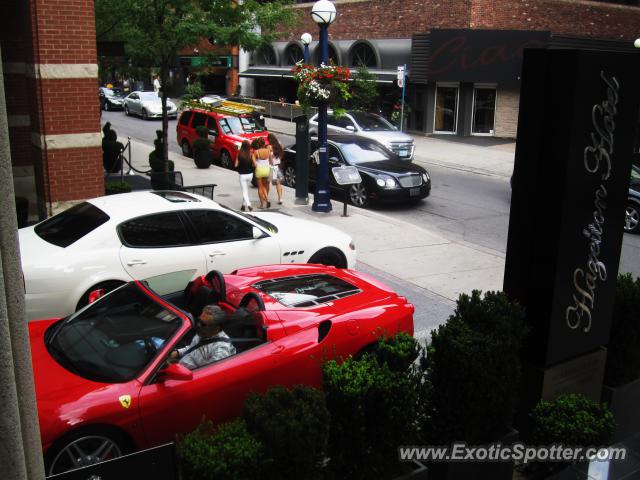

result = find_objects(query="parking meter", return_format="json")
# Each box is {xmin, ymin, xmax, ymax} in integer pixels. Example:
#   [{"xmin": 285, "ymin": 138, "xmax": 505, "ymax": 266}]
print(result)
[{"xmin": 294, "ymin": 115, "xmax": 310, "ymax": 204}]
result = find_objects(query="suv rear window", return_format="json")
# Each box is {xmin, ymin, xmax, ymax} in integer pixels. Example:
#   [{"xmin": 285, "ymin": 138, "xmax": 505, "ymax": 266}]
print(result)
[
  {"xmin": 34, "ymin": 202, "xmax": 110, "ymax": 248},
  {"xmin": 252, "ymin": 274, "xmax": 361, "ymax": 307}
]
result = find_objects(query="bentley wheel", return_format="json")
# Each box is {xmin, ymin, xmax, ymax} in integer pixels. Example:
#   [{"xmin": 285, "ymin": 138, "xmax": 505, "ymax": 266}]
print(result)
[
  {"xmin": 220, "ymin": 150, "xmax": 232, "ymax": 169},
  {"xmin": 349, "ymin": 183, "xmax": 369, "ymax": 208},
  {"xmin": 625, "ymin": 202, "xmax": 640, "ymax": 233},
  {"xmin": 284, "ymin": 165, "xmax": 296, "ymax": 188}
]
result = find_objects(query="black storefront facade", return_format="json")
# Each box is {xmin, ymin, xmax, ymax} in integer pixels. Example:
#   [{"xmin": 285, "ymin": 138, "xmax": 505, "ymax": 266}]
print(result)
[{"xmin": 408, "ymin": 29, "xmax": 638, "ymax": 138}]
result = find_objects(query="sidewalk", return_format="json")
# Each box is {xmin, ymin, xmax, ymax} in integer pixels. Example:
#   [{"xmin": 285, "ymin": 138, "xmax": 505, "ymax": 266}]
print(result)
[{"xmin": 127, "ymin": 135, "xmax": 508, "ymax": 335}]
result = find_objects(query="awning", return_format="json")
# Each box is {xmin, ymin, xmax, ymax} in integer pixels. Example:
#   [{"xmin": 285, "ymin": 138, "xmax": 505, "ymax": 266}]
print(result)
[{"xmin": 240, "ymin": 67, "xmax": 399, "ymax": 84}]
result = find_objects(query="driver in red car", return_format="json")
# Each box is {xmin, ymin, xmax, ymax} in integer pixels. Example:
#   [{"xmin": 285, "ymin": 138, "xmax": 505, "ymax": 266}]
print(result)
[{"xmin": 170, "ymin": 305, "xmax": 236, "ymax": 369}]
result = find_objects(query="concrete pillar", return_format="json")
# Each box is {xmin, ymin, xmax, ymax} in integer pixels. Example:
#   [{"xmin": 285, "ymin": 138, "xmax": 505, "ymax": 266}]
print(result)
[{"xmin": 0, "ymin": 46, "xmax": 46, "ymax": 480}]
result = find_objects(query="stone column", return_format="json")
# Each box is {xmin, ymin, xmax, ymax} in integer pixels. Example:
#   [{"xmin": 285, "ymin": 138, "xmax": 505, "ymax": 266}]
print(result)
[{"xmin": 0, "ymin": 46, "xmax": 46, "ymax": 480}]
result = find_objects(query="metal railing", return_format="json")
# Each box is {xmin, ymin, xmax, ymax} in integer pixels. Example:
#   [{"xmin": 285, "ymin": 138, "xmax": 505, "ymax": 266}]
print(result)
[{"xmin": 236, "ymin": 98, "xmax": 317, "ymax": 122}]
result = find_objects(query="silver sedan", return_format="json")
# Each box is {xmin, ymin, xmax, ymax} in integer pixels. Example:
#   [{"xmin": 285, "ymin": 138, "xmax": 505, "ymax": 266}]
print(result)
[{"xmin": 123, "ymin": 91, "xmax": 177, "ymax": 120}]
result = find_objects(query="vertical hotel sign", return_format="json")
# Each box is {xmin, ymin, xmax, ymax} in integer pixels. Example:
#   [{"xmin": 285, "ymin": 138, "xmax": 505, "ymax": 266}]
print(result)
[
  {"xmin": 565, "ymin": 72, "xmax": 619, "ymax": 334},
  {"xmin": 504, "ymin": 50, "xmax": 640, "ymax": 368}
]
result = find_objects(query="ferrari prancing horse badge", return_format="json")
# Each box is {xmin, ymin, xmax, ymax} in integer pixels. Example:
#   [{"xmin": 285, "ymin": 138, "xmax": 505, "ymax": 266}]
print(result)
[{"xmin": 119, "ymin": 395, "xmax": 132, "ymax": 409}]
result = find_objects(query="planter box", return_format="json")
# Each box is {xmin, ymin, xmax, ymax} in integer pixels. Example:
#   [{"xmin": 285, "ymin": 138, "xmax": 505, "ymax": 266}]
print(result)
[
  {"xmin": 428, "ymin": 428, "xmax": 519, "ymax": 480},
  {"xmin": 602, "ymin": 376, "xmax": 640, "ymax": 442}
]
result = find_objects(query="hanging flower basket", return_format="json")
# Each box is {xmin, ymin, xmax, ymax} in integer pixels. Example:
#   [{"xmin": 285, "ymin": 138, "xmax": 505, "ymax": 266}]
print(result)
[{"xmin": 292, "ymin": 61, "xmax": 351, "ymax": 115}]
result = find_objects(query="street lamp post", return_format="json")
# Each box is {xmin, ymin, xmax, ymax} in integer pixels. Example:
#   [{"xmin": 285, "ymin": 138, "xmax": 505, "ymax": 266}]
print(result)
[
  {"xmin": 301, "ymin": 33, "xmax": 312, "ymax": 64},
  {"xmin": 311, "ymin": 0, "xmax": 336, "ymax": 213}
]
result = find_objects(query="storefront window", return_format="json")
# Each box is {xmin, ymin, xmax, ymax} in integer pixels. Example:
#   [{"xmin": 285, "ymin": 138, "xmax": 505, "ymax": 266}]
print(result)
[
  {"xmin": 434, "ymin": 85, "xmax": 458, "ymax": 133},
  {"xmin": 472, "ymin": 88, "xmax": 496, "ymax": 135}
]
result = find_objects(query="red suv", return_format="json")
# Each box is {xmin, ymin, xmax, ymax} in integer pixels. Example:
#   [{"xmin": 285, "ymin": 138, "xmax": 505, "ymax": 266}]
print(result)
[{"xmin": 176, "ymin": 109, "xmax": 269, "ymax": 169}]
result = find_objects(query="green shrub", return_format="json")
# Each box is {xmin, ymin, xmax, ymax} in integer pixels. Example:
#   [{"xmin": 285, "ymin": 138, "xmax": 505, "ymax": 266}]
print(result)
[
  {"xmin": 363, "ymin": 331, "xmax": 420, "ymax": 372},
  {"xmin": 243, "ymin": 386, "xmax": 329, "ymax": 480},
  {"xmin": 176, "ymin": 419, "xmax": 263, "ymax": 480},
  {"xmin": 531, "ymin": 394, "xmax": 615, "ymax": 446},
  {"xmin": 182, "ymin": 82, "xmax": 204, "ymax": 101},
  {"xmin": 604, "ymin": 273, "xmax": 640, "ymax": 387},
  {"xmin": 324, "ymin": 355, "xmax": 420, "ymax": 479},
  {"xmin": 423, "ymin": 290, "xmax": 527, "ymax": 444},
  {"xmin": 105, "ymin": 180, "xmax": 132, "ymax": 195}
]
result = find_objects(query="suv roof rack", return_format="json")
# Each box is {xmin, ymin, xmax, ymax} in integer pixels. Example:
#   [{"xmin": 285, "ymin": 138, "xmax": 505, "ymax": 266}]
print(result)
[{"xmin": 181, "ymin": 99, "xmax": 265, "ymax": 117}]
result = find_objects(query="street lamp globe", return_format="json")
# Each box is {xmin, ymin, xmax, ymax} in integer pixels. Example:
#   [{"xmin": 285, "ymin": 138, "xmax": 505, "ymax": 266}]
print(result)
[
  {"xmin": 301, "ymin": 32, "xmax": 312, "ymax": 46},
  {"xmin": 634, "ymin": 38, "xmax": 640, "ymax": 48},
  {"xmin": 311, "ymin": 0, "xmax": 337, "ymax": 26}
]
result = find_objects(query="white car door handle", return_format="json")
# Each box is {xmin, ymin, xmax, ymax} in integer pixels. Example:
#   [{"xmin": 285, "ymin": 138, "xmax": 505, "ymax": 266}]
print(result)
[
  {"xmin": 127, "ymin": 259, "xmax": 147, "ymax": 266},
  {"xmin": 208, "ymin": 251, "xmax": 227, "ymax": 257}
]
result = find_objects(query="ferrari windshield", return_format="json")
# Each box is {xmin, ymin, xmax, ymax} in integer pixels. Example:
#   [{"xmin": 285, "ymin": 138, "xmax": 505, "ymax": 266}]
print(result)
[{"xmin": 46, "ymin": 283, "xmax": 183, "ymax": 383}]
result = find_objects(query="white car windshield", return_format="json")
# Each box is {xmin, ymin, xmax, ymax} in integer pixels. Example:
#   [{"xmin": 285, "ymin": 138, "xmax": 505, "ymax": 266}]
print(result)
[
  {"xmin": 350, "ymin": 112, "xmax": 397, "ymax": 131},
  {"xmin": 139, "ymin": 92, "xmax": 161, "ymax": 101},
  {"xmin": 339, "ymin": 141, "xmax": 393, "ymax": 164}
]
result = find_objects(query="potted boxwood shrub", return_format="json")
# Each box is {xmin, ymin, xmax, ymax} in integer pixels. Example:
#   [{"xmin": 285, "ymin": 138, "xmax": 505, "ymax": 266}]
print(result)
[
  {"xmin": 148, "ymin": 130, "xmax": 175, "ymax": 189},
  {"xmin": 602, "ymin": 273, "xmax": 640, "ymax": 441},
  {"xmin": 422, "ymin": 290, "xmax": 527, "ymax": 480},
  {"xmin": 105, "ymin": 180, "xmax": 132, "ymax": 195},
  {"xmin": 193, "ymin": 125, "xmax": 213, "ymax": 169},
  {"xmin": 243, "ymin": 385, "xmax": 329, "ymax": 480},
  {"xmin": 176, "ymin": 419, "xmax": 263, "ymax": 480},
  {"xmin": 102, "ymin": 122, "xmax": 124, "ymax": 173},
  {"xmin": 521, "ymin": 393, "xmax": 616, "ymax": 478},
  {"xmin": 324, "ymin": 339, "xmax": 422, "ymax": 480}
]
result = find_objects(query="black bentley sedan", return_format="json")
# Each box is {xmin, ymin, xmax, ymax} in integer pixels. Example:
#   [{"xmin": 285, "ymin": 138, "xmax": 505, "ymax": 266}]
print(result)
[{"xmin": 281, "ymin": 134, "xmax": 431, "ymax": 208}]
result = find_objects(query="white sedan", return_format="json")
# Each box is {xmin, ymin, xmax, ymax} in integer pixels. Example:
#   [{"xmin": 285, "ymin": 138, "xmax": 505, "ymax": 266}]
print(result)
[
  {"xmin": 123, "ymin": 91, "xmax": 177, "ymax": 119},
  {"xmin": 19, "ymin": 191, "xmax": 357, "ymax": 320}
]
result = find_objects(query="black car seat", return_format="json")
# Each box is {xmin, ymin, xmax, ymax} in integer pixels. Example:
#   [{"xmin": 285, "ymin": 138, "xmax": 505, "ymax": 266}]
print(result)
[
  {"xmin": 224, "ymin": 293, "xmax": 267, "ymax": 352},
  {"xmin": 183, "ymin": 270, "xmax": 226, "ymax": 319}
]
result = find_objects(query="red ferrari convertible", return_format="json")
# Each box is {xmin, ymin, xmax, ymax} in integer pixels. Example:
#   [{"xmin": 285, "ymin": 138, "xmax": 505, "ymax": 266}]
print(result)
[{"xmin": 31, "ymin": 264, "xmax": 414, "ymax": 475}]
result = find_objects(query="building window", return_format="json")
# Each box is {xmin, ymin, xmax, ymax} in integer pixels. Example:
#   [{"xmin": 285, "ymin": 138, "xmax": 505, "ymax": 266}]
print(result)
[
  {"xmin": 314, "ymin": 43, "xmax": 339, "ymax": 65},
  {"xmin": 254, "ymin": 45, "xmax": 277, "ymax": 66},
  {"xmin": 434, "ymin": 85, "xmax": 459, "ymax": 134},
  {"xmin": 472, "ymin": 87, "xmax": 496, "ymax": 136},
  {"xmin": 349, "ymin": 42, "xmax": 377, "ymax": 68},
  {"xmin": 285, "ymin": 44, "xmax": 304, "ymax": 65}
]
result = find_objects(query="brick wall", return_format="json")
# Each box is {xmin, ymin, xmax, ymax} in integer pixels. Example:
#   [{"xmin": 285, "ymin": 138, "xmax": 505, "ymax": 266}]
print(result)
[
  {"xmin": 286, "ymin": 0, "xmax": 640, "ymax": 41},
  {"xmin": 494, "ymin": 86, "xmax": 520, "ymax": 138}
]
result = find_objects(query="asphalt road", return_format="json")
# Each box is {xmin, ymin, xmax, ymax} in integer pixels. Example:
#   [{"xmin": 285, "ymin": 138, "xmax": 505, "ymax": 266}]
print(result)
[{"xmin": 102, "ymin": 110, "xmax": 640, "ymax": 337}]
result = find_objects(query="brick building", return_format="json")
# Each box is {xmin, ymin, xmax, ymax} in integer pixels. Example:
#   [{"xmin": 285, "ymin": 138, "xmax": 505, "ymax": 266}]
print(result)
[
  {"xmin": 2, "ymin": 0, "xmax": 103, "ymax": 220},
  {"xmin": 241, "ymin": 0, "xmax": 640, "ymax": 138}
]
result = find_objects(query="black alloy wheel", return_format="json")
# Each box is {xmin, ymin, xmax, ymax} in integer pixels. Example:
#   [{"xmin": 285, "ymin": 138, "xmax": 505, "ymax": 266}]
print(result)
[
  {"xmin": 308, "ymin": 247, "xmax": 347, "ymax": 268},
  {"xmin": 181, "ymin": 140, "xmax": 192, "ymax": 158},
  {"xmin": 220, "ymin": 150, "xmax": 233, "ymax": 169},
  {"xmin": 284, "ymin": 165, "xmax": 296, "ymax": 188}
]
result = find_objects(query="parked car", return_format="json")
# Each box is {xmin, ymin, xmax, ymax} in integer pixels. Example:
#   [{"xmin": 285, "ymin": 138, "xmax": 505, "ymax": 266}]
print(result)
[
  {"xmin": 309, "ymin": 110, "xmax": 415, "ymax": 161},
  {"xmin": 99, "ymin": 87, "xmax": 125, "ymax": 111},
  {"xmin": 123, "ymin": 91, "xmax": 177, "ymax": 119},
  {"xmin": 177, "ymin": 108, "xmax": 269, "ymax": 169},
  {"xmin": 32, "ymin": 265, "xmax": 415, "ymax": 475},
  {"xmin": 625, "ymin": 163, "xmax": 640, "ymax": 234},
  {"xmin": 19, "ymin": 191, "xmax": 356, "ymax": 320},
  {"xmin": 281, "ymin": 134, "xmax": 431, "ymax": 208}
]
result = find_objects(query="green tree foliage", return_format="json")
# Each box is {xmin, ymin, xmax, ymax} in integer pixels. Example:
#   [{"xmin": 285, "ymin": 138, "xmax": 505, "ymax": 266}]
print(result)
[
  {"xmin": 350, "ymin": 65, "xmax": 379, "ymax": 112},
  {"xmin": 95, "ymin": 0, "xmax": 299, "ymax": 170}
]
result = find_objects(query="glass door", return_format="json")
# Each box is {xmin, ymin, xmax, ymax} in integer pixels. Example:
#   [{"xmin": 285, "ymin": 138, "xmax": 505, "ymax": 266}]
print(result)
[
  {"xmin": 472, "ymin": 88, "xmax": 496, "ymax": 136},
  {"xmin": 434, "ymin": 85, "xmax": 459, "ymax": 134}
]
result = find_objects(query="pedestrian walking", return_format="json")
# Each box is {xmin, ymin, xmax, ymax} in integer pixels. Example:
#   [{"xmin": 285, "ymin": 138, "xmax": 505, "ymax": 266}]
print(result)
[
  {"xmin": 268, "ymin": 133, "xmax": 284, "ymax": 205},
  {"xmin": 234, "ymin": 140, "xmax": 254, "ymax": 211},
  {"xmin": 153, "ymin": 74, "xmax": 161, "ymax": 94},
  {"xmin": 252, "ymin": 137, "xmax": 271, "ymax": 209}
]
